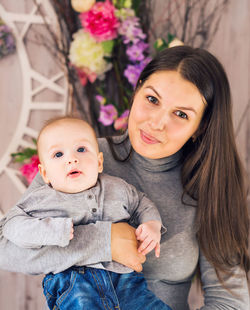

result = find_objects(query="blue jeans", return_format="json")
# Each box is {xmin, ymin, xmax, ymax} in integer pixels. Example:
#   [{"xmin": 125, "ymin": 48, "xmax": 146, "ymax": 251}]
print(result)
[{"xmin": 43, "ymin": 267, "xmax": 172, "ymax": 310}]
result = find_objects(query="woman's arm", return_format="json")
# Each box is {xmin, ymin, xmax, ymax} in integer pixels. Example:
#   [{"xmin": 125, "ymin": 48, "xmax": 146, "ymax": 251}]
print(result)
[
  {"xmin": 111, "ymin": 222, "xmax": 146, "ymax": 272},
  {"xmin": 199, "ymin": 251, "xmax": 249, "ymax": 310}
]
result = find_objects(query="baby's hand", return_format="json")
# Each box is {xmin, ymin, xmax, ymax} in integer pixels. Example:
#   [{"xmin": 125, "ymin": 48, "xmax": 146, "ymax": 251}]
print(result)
[
  {"xmin": 70, "ymin": 222, "xmax": 74, "ymax": 240},
  {"xmin": 135, "ymin": 220, "xmax": 161, "ymax": 258}
]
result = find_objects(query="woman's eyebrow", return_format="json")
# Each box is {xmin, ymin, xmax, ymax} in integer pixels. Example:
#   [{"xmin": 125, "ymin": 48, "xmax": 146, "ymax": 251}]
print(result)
[
  {"xmin": 145, "ymin": 86, "xmax": 197, "ymax": 114},
  {"xmin": 145, "ymin": 86, "xmax": 162, "ymax": 99},
  {"xmin": 176, "ymin": 106, "xmax": 197, "ymax": 114}
]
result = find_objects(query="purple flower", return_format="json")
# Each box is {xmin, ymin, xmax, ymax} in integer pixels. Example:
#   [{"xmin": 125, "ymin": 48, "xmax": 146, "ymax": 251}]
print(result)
[
  {"xmin": 6, "ymin": 34, "xmax": 15, "ymax": 49},
  {"xmin": 0, "ymin": 23, "xmax": 16, "ymax": 58},
  {"xmin": 98, "ymin": 104, "xmax": 118, "ymax": 126},
  {"xmin": 124, "ymin": 64, "xmax": 142, "ymax": 87},
  {"xmin": 0, "ymin": 24, "xmax": 9, "ymax": 34},
  {"xmin": 124, "ymin": 56, "xmax": 152, "ymax": 88},
  {"xmin": 118, "ymin": 17, "xmax": 146, "ymax": 44},
  {"xmin": 126, "ymin": 41, "xmax": 149, "ymax": 62},
  {"xmin": 140, "ymin": 56, "xmax": 152, "ymax": 68},
  {"xmin": 95, "ymin": 95, "xmax": 106, "ymax": 105}
]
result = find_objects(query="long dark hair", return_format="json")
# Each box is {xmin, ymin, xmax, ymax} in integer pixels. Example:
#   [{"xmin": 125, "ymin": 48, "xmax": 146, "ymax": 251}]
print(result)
[
  {"xmin": 139, "ymin": 46, "xmax": 250, "ymax": 279},
  {"xmin": 110, "ymin": 46, "xmax": 250, "ymax": 281}
]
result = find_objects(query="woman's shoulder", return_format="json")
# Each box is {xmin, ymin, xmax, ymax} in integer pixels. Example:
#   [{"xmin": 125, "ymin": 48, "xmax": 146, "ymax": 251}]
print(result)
[
  {"xmin": 98, "ymin": 136, "xmax": 109, "ymax": 153},
  {"xmin": 97, "ymin": 133, "xmax": 132, "ymax": 177},
  {"xmin": 98, "ymin": 131, "xmax": 128, "ymax": 148},
  {"xmin": 98, "ymin": 131, "xmax": 130, "ymax": 158}
]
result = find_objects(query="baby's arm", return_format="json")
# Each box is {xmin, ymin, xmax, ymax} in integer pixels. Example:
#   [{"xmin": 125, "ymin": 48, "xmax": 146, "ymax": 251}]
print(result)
[
  {"xmin": 121, "ymin": 179, "xmax": 166, "ymax": 258},
  {"xmin": 135, "ymin": 220, "xmax": 161, "ymax": 257},
  {"xmin": 2, "ymin": 201, "xmax": 73, "ymax": 248}
]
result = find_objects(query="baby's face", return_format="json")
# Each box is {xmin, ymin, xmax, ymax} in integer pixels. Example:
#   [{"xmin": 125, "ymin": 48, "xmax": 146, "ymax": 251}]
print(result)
[{"xmin": 38, "ymin": 120, "xmax": 103, "ymax": 193}]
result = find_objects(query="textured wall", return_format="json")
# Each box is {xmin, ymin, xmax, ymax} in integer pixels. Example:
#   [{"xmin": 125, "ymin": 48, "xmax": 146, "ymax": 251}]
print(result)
[{"xmin": 0, "ymin": 0, "xmax": 249, "ymax": 309}]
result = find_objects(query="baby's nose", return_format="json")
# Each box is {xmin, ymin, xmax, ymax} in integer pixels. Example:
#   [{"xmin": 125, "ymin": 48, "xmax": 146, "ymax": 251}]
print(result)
[{"xmin": 68, "ymin": 158, "xmax": 79, "ymax": 164}]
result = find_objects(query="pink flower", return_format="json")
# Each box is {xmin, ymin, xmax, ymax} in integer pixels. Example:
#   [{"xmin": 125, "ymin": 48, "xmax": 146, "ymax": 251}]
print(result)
[
  {"xmin": 114, "ymin": 110, "xmax": 130, "ymax": 130},
  {"xmin": 20, "ymin": 155, "xmax": 40, "ymax": 184},
  {"xmin": 75, "ymin": 67, "xmax": 97, "ymax": 85},
  {"xmin": 98, "ymin": 104, "xmax": 118, "ymax": 126},
  {"xmin": 80, "ymin": 0, "xmax": 119, "ymax": 42}
]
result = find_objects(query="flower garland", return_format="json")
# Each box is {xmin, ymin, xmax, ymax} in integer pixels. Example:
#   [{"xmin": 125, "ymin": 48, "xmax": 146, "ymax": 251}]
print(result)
[{"xmin": 69, "ymin": 0, "xmax": 153, "ymax": 131}]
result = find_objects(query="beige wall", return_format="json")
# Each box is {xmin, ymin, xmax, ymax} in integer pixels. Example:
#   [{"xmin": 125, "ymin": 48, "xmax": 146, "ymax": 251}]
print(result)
[
  {"xmin": 0, "ymin": 0, "xmax": 249, "ymax": 309},
  {"xmin": 209, "ymin": 0, "xmax": 250, "ymax": 176}
]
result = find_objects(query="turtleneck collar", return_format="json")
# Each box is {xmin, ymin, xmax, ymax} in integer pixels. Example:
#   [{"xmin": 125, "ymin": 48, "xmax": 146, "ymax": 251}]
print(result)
[
  {"xmin": 131, "ymin": 148, "xmax": 182, "ymax": 172},
  {"xmin": 113, "ymin": 130, "xmax": 182, "ymax": 172}
]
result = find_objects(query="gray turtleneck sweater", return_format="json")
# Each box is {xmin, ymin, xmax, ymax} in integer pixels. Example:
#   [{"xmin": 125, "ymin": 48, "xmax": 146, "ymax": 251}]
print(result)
[{"xmin": 0, "ymin": 133, "xmax": 249, "ymax": 310}]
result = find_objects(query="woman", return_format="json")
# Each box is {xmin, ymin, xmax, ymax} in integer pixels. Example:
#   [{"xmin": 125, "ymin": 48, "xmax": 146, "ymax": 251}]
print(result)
[{"xmin": 0, "ymin": 46, "xmax": 249, "ymax": 309}]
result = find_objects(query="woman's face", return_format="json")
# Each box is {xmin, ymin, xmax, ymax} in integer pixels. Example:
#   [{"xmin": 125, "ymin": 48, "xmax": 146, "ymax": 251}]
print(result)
[{"xmin": 128, "ymin": 70, "xmax": 206, "ymax": 159}]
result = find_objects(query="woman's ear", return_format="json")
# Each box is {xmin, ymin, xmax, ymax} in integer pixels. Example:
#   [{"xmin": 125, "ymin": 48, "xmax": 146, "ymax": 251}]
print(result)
[
  {"xmin": 97, "ymin": 152, "xmax": 104, "ymax": 173},
  {"xmin": 192, "ymin": 125, "xmax": 204, "ymax": 142},
  {"xmin": 38, "ymin": 163, "xmax": 50, "ymax": 184}
]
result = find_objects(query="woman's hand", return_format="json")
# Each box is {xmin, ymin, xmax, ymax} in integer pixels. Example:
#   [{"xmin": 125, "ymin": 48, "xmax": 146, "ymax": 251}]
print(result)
[{"xmin": 111, "ymin": 222, "xmax": 146, "ymax": 272}]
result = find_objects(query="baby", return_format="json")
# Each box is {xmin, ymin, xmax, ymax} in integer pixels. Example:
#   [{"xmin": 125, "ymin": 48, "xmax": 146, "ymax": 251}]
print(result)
[{"xmin": 2, "ymin": 117, "xmax": 171, "ymax": 310}]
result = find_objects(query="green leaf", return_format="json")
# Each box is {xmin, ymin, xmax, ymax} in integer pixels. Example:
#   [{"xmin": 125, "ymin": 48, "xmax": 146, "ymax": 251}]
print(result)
[
  {"xmin": 102, "ymin": 40, "xmax": 115, "ymax": 54},
  {"xmin": 103, "ymin": 56, "xmax": 113, "ymax": 63},
  {"xmin": 123, "ymin": 96, "xmax": 129, "ymax": 105},
  {"xmin": 167, "ymin": 33, "xmax": 175, "ymax": 44},
  {"xmin": 14, "ymin": 155, "xmax": 28, "ymax": 163},
  {"xmin": 11, "ymin": 147, "xmax": 37, "ymax": 163},
  {"xmin": 153, "ymin": 38, "xmax": 168, "ymax": 52},
  {"xmin": 132, "ymin": 0, "xmax": 141, "ymax": 16},
  {"xmin": 23, "ymin": 148, "xmax": 37, "ymax": 156}
]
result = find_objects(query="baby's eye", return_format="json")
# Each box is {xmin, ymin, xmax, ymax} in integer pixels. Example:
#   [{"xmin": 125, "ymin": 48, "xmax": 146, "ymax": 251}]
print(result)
[
  {"xmin": 77, "ymin": 147, "xmax": 86, "ymax": 153},
  {"xmin": 147, "ymin": 96, "xmax": 158, "ymax": 105},
  {"xmin": 54, "ymin": 151, "xmax": 63, "ymax": 158},
  {"xmin": 175, "ymin": 110, "xmax": 188, "ymax": 119}
]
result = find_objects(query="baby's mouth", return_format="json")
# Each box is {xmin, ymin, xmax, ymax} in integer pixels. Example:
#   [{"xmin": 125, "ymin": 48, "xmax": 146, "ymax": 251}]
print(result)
[{"xmin": 67, "ymin": 170, "xmax": 82, "ymax": 177}]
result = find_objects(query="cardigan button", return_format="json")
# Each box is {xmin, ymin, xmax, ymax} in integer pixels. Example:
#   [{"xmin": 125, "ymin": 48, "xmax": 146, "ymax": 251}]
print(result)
[{"xmin": 92, "ymin": 208, "xmax": 97, "ymax": 213}]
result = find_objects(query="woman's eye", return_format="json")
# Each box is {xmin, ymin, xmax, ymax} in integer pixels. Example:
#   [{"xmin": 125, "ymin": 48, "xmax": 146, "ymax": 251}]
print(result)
[
  {"xmin": 54, "ymin": 152, "xmax": 63, "ymax": 158},
  {"xmin": 175, "ymin": 110, "xmax": 188, "ymax": 119},
  {"xmin": 147, "ymin": 96, "xmax": 158, "ymax": 105},
  {"xmin": 77, "ymin": 147, "xmax": 86, "ymax": 153}
]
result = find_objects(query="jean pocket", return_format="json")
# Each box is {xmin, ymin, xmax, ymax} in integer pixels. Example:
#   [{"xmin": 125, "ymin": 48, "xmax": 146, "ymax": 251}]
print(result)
[{"xmin": 43, "ymin": 271, "xmax": 74, "ymax": 300}]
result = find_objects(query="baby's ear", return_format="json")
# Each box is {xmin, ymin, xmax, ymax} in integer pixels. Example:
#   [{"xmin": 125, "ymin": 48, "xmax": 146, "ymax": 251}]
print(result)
[
  {"xmin": 38, "ymin": 164, "xmax": 50, "ymax": 184},
  {"xmin": 97, "ymin": 152, "xmax": 104, "ymax": 173}
]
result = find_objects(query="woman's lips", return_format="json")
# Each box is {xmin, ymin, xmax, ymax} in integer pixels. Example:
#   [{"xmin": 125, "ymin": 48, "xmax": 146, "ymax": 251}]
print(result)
[{"xmin": 140, "ymin": 130, "xmax": 160, "ymax": 144}]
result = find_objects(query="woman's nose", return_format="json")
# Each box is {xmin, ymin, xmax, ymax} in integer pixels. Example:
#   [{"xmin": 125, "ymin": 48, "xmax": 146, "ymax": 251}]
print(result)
[{"xmin": 149, "ymin": 110, "xmax": 168, "ymax": 131}]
